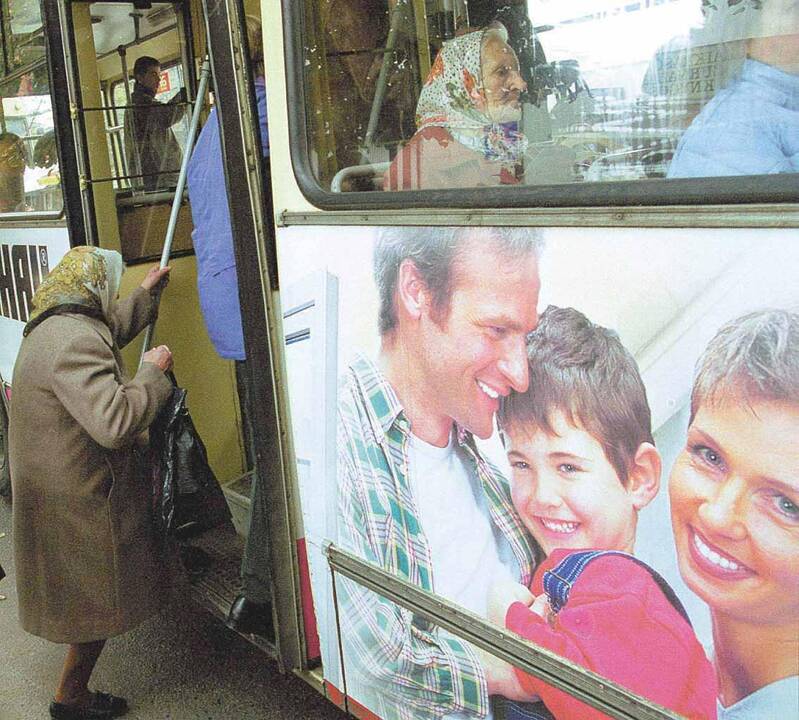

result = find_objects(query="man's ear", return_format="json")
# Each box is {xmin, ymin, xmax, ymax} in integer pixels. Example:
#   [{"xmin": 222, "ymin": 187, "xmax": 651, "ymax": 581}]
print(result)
[
  {"xmin": 396, "ymin": 259, "xmax": 430, "ymax": 322},
  {"xmin": 628, "ymin": 442, "xmax": 661, "ymax": 510}
]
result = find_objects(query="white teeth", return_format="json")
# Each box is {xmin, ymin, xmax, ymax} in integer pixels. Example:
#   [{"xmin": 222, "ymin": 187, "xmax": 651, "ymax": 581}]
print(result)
[
  {"xmin": 540, "ymin": 518, "xmax": 579, "ymax": 534},
  {"xmin": 477, "ymin": 381, "xmax": 499, "ymax": 399},
  {"xmin": 693, "ymin": 532, "xmax": 741, "ymax": 572}
]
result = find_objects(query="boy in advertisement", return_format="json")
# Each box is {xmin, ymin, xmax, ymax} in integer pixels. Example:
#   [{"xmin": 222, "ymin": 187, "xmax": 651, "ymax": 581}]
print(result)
[
  {"xmin": 490, "ymin": 306, "xmax": 717, "ymax": 720},
  {"xmin": 669, "ymin": 309, "xmax": 799, "ymax": 720}
]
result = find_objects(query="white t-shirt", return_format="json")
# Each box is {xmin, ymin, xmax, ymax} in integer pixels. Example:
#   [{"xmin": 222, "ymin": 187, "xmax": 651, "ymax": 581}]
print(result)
[{"xmin": 408, "ymin": 431, "xmax": 517, "ymax": 720}]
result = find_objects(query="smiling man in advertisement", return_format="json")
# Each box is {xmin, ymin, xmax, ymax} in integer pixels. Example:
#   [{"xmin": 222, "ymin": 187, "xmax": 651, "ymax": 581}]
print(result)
[{"xmin": 336, "ymin": 226, "xmax": 542, "ymax": 720}]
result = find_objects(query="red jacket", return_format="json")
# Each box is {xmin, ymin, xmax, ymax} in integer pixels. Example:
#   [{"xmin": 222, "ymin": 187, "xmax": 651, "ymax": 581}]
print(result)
[{"xmin": 506, "ymin": 549, "xmax": 718, "ymax": 720}]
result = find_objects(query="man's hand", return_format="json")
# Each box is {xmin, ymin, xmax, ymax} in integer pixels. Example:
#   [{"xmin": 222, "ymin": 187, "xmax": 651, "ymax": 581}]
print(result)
[
  {"xmin": 487, "ymin": 579, "xmax": 535, "ymax": 626},
  {"xmin": 475, "ymin": 646, "xmax": 539, "ymax": 702},
  {"xmin": 141, "ymin": 265, "xmax": 170, "ymax": 294},
  {"xmin": 142, "ymin": 344, "xmax": 173, "ymax": 372}
]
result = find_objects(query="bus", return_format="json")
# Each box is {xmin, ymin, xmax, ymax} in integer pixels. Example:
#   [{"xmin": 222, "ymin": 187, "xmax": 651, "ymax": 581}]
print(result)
[{"xmin": 1, "ymin": 0, "xmax": 797, "ymax": 719}]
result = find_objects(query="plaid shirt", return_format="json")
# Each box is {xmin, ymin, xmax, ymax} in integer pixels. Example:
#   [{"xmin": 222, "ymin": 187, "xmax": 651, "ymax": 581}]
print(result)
[{"xmin": 337, "ymin": 355, "xmax": 538, "ymax": 720}]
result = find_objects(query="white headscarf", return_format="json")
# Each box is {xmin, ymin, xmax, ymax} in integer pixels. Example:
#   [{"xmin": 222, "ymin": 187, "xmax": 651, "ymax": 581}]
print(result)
[{"xmin": 414, "ymin": 24, "xmax": 528, "ymax": 163}]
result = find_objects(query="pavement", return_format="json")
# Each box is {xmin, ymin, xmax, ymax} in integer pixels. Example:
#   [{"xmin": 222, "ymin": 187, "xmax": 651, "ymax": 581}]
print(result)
[{"xmin": 0, "ymin": 498, "xmax": 349, "ymax": 720}]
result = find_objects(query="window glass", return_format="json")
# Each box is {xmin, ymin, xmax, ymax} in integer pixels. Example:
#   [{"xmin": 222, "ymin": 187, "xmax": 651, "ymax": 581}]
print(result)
[
  {"xmin": 0, "ymin": 65, "xmax": 62, "ymax": 214},
  {"xmin": 300, "ymin": 0, "xmax": 799, "ymax": 193},
  {"xmin": 87, "ymin": 2, "xmax": 190, "ymax": 193},
  {"xmin": 73, "ymin": 1, "xmax": 194, "ymax": 263},
  {"xmin": 108, "ymin": 61, "xmax": 189, "ymax": 190}
]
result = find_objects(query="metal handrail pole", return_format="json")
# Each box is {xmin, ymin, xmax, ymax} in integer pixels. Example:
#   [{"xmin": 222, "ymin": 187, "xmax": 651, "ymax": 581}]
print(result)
[
  {"xmin": 139, "ymin": 57, "xmax": 211, "ymax": 366},
  {"xmin": 364, "ymin": 0, "xmax": 408, "ymax": 148}
]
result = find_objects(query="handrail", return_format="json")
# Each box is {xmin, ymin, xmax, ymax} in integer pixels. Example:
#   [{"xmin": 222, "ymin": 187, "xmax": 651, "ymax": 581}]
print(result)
[
  {"xmin": 138, "ymin": 57, "xmax": 211, "ymax": 365},
  {"xmin": 325, "ymin": 542, "xmax": 682, "ymax": 720},
  {"xmin": 330, "ymin": 162, "xmax": 390, "ymax": 193}
]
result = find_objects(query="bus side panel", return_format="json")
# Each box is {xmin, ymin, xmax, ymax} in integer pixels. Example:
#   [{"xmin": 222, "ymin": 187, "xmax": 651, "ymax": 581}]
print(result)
[
  {"xmin": 0, "ymin": 228, "xmax": 70, "ymax": 385},
  {"xmin": 275, "ymin": 222, "xmax": 799, "ymax": 720}
]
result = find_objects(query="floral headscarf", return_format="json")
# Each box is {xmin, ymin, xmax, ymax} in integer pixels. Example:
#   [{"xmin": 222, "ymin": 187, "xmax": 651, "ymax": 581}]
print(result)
[
  {"xmin": 24, "ymin": 246, "xmax": 124, "ymax": 335},
  {"xmin": 415, "ymin": 25, "xmax": 528, "ymax": 163}
]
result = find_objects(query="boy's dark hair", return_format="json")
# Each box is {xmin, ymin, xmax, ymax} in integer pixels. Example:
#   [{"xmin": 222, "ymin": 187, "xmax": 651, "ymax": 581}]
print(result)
[
  {"xmin": 500, "ymin": 305, "xmax": 653, "ymax": 486},
  {"xmin": 133, "ymin": 56, "xmax": 160, "ymax": 79},
  {"xmin": 690, "ymin": 309, "xmax": 799, "ymax": 422},
  {"xmin": 374, "ymin": 226, "xmax": 543, "ymax": 336}
]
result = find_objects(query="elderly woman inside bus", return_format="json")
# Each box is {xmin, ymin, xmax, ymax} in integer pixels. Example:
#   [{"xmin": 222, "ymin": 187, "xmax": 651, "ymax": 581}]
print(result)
[
  {"xmin": 9, "ymin": 246, "xmax": 174, "ymax": 720},
  {"xmin": 384, "ymin": 22, "xmax": 528, "ymax": 191}
]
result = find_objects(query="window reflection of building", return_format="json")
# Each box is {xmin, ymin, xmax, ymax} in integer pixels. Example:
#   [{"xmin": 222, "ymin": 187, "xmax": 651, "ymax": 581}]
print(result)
[{"xmin": 668, "ymin": 0, "xmax": 799, "ymax": 178}]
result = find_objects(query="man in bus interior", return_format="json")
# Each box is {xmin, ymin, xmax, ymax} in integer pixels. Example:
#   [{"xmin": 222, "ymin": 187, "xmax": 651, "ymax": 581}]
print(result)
[
  {"xmin": 337, "ymin": 226, "xmax": 542, "ymax": 720},
  {"xmin": 124, "ymin": 55, "xmax": 186, "ymax": 191},
  {"xmin": 668, "ymin": 0, "xmax": 799, "ymax": 178}
]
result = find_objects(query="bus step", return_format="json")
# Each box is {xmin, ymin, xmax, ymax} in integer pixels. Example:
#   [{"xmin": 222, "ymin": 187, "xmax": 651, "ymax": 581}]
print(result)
[{"xmin": 184, "ymin": 526, "xmax": 277, "ymax": 657}]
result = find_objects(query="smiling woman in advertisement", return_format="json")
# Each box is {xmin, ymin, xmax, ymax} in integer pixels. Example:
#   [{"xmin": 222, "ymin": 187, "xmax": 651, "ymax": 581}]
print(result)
[{"xmin": 669, "ymin": 309, "xmax": 799, "ymax": 719}]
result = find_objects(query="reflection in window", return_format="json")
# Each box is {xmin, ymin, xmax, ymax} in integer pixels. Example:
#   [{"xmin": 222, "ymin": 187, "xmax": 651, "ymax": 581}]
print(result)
[
  {"xmin": 0, "ymin": 64, "xmax": 62, "ymax": 214},
  {"xmin": 301, "ymin": 0, "xmax": 799, "ymax": 192},
  {"xmin": 3, "ymin": 0, "xmax": 45, "ymax": 71}
]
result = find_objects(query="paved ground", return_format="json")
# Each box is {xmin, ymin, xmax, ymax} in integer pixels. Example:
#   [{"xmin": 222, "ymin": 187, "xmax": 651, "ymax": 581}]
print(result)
[{"xmin": 0, "ymin": 499, "xmax": 349, "ymax": 720}]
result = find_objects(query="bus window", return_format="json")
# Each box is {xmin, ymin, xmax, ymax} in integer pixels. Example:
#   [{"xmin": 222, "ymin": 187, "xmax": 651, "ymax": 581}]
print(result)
[
  {"xmin": 88, "ymin": 2, "xmax": 191, "ymax": 194},
  {"xmin": 0, "ymin": 42, "xmax": 62, "ymax": 215},
  {"xmin": 107, "ymin": 59, "xmax": 189, "ymax": 191},
  {"xmin": 72, "ymin": 1, "xmax": 195, "ymax": 262},
  {"xmin": 296, "ymin": 0, "xmax": 799, "ymax": 201}
]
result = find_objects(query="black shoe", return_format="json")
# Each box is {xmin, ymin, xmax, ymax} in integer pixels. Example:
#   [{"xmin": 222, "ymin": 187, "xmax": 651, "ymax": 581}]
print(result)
[
  {"xmin": 226, "ymin": 594, "xmax": 274, "ymax": 638},
  {"xmin": 50, "ymin": 692, "xmax": 128, "ymax": 719}
]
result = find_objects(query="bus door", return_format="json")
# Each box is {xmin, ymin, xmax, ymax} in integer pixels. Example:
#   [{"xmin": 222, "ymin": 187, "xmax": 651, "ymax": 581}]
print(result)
[{"xmin": 37, "ymin": 0, "xmax": 268, "ymax": 642}]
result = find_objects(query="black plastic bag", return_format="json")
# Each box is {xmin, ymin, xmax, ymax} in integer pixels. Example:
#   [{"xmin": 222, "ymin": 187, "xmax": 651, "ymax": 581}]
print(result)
[{"xmin": 150, "ymin": 378, "xmax": 232, "ymax": 542}]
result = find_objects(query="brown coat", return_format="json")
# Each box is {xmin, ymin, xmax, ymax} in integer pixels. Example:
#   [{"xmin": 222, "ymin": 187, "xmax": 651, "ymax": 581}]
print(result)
[{"xmin": 9, "ymin": 287, "xmax": 173, "ymax": 643}]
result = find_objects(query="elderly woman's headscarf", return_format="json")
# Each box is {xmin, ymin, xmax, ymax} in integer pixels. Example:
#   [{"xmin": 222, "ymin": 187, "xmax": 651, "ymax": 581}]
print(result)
[
  {"xmin": 415, "ymin": 24, "xmax": 528, "ymax": 164},
  {"xmin": 24, "ymin": 246, "xmax": 124, "ymax": 336}
]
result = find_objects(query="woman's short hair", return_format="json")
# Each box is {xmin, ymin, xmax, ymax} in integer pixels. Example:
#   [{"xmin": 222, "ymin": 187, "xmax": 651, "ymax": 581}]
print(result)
[{"xmin": 690, "ymin": 309, "xmax": 799, "ymax": 421}]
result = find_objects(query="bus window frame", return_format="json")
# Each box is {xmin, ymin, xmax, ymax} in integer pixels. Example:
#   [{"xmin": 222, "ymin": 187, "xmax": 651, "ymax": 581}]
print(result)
[
  {"xmin": 282, "ymin": 0, "xmax": 799, "ymax": 221},
  {"xmin": 1, "ymin": 0, "xmax": 45, "ymax": 74},
  {"xmin": 64, "ymin": 0, "xmax": 196, "ymax": 203},
  {"xmin": 202, "ymin": 0, "xmax": 303, "ymax": 671}
]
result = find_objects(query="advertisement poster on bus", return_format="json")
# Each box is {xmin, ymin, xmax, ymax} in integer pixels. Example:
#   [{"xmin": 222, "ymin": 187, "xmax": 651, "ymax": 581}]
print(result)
[
  {"xmin": 277, "ymin": 225, "xmax": 799, "ymax": 720},
  {"xmin": 0, "ymin": 230, "xmax": 69, "ymax": 384}
]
